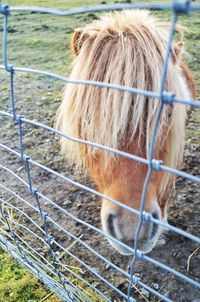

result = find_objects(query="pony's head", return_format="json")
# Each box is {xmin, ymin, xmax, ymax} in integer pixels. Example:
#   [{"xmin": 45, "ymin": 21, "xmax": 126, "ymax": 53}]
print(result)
[{"xmin": 56, "ymin": 10, "xmax": 194, "ymax": 255}]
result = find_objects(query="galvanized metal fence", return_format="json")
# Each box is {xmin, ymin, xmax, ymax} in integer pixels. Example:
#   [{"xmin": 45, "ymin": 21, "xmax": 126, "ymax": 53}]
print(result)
[{"xmin": 0, "ymin": 1, "xmax": 200, "ymax": 301}]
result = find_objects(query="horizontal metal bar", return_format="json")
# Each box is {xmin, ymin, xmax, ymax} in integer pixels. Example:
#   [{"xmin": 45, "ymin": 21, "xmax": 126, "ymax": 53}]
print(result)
[
  {"xmin": 0, "ymin": 65, "xmax": 199, "ymax": 108},
  {"xmin": 0, "ymin": 3, "xmax": 199, "ymax": 16},
  {"xmin": 1, "ymin": 112, "xmax": 199, "ymax": 184},
  {"xmin": 0, "ymin": 110, "xmax": 149, "ymax": 165},
  {"xmin": 160, "ymin": 165, "xmax": 200, "ymax": 183},
  {"xmin": 1, "ymin": 65, "xmax": 159, "ymax": 99},
  {"xmin": 143, "ymin": 254, "xmax": 200, "ymax": 289},
  {"xmin": 2, "ymin": 215, "xmax": 47, "ymax": 245},
  {"xmin": 0, "ymin": 182, "xmax": 40, "ymax": 214},
  {"xmin": 0, "ymin": 196, "xmax": 44, "ymax": 234}
]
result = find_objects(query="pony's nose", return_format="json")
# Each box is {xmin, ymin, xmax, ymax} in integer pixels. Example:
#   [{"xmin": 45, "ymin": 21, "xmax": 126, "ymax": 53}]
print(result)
[
  {"xmin": 106, "ymin": 210, "xmax": 160, "ymax": 240},
  {"xmin": 103, "ymin": 207, "xmax": 161, "ymax": 255}
]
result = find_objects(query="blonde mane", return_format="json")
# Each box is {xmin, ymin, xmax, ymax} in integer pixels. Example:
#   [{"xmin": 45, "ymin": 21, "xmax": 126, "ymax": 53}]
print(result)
[{"xmin": 56, "ymin": 10, "xmax": 188, "ymax": 181}]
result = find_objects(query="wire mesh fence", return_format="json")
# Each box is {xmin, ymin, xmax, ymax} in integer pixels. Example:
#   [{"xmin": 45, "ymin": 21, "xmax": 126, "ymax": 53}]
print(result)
[{"xmin": 0, "ymin": 1, "xmax": 200, "ymax": 301}]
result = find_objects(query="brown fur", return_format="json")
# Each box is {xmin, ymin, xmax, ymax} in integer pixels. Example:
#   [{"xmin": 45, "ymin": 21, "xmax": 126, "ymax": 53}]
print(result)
[{"xmin": 56, "ymin": 10, "xmax": 195, "ymax": 254}]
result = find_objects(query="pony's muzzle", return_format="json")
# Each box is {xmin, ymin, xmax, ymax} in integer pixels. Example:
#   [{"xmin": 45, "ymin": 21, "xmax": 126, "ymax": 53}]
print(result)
[{"xmin": 102, "ymin": 204, "xmax": 161, "ymax": 255}]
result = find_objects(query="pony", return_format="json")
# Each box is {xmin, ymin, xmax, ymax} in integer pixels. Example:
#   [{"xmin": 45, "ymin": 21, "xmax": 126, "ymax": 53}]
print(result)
[{"xmin": 56, "ymin": 10, "xmax": 196, "ymax": 255}]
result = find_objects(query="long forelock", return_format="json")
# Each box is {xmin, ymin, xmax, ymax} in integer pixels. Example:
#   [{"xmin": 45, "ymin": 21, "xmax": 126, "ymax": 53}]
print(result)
[{"xmin": 56, "ymin": 10, "xmax": 188, "ymax": 184}]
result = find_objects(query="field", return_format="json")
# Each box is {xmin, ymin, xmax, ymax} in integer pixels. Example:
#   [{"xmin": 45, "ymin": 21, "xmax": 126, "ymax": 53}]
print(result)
[{"xmin": 0, "ymin": 0, "xmax": 200, "ymax": 301}]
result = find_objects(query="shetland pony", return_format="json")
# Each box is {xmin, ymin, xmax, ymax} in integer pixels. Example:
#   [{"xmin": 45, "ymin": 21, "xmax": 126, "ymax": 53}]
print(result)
[{"xmin": 56, "ymin": 10, "xmax": 195, "ymax": 255}]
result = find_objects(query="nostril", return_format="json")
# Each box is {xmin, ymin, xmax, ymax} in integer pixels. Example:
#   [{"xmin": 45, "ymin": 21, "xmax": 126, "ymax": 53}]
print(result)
[
  {"xmin": 150, "ymin": 211, "xmax": 159, "ymax": 239},
  {"xmin": 152, "ymin": 211, "xmax": 159, "ymax": 220},
  {"xmin": 107, "ymin": 214, "xmax": 117, "ymax": 238}
]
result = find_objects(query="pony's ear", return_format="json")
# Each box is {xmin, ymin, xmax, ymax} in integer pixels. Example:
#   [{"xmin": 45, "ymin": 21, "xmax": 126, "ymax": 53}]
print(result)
[
  {"xmin": 172, "ymin": 41, "xmax": 184, "ymax": 64},
  {"xmin": 71, "ymin": 29, "xmax": 89, "ymax": 56}
]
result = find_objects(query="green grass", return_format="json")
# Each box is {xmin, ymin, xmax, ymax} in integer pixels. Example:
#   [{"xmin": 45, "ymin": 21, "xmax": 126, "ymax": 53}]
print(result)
[
  {"xmin": 0, "ymin": 0, "xmax": 199, "ymax": 301},
  {"xmin": 1, "ymin": 0, "xmax": 118, "ymax": 74},
  {"xmin": 0, "ymin": 1, "xmax": 199, "ymax": 78},
  {"xmin": 0, "ymin": 248, "xmax": 61, "ymax": 302}
]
